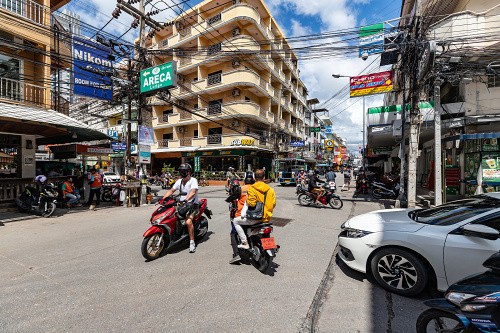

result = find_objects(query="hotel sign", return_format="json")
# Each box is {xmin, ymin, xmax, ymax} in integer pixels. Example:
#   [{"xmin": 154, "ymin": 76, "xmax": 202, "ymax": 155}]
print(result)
[{"xmin": 140, "ymin": 62, "xmax": 177, "ymax": 94}]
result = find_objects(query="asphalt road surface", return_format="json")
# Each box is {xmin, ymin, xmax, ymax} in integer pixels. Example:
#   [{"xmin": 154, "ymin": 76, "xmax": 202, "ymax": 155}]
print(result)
[{"xmin": 0, "ymin": 182, "xmax": 431, "ymax": 332}]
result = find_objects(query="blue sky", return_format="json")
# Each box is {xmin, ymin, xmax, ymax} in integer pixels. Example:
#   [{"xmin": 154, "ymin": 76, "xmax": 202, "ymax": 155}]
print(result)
[{"xmin": 62, "ymin": 0, "xmax": 402, "ymax": 150}]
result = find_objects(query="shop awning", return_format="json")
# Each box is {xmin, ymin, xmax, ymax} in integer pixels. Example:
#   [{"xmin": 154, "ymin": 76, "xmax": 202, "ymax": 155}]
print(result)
[
  {"xmin": 0, "ymin": 103, "xmax": 110, "ymax": 144},
  {"xmin": 443, "ymin": 132, "xmax": 500, "ymax": 142},
  {"xmin": 151, "ymin": 146, "xmax": 201, "ymax": 154},
  {"xmin": 49, "ymin": 144, "xmax": 114, "ymax": 159}
]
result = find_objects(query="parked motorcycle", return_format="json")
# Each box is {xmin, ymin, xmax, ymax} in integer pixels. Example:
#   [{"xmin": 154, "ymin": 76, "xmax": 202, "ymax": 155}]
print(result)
[
  {"xmin": 297, "ymin": 184, "xmax": 343, "ymax": 209},
  {"xmin": 15, "ymin": 183, "xmax": 58, "ymax": 217},
  {"xmin": 101, "ymin": 183, "xmax": 122, "ymax": 202},
  {"xmin": 141, "ymin": 196, "xmax": 212, "ymax": 260},
  {"xmin": 416, "ymin": 251, "xmax": 500, "ymax": 333},
  {"xmin": 371, "ymin": 181, "xmax": 400, "ymax": 199}
]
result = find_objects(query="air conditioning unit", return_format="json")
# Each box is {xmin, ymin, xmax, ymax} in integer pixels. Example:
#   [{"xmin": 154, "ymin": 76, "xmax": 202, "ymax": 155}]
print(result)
[
  {"xmin": 231, "ymin": 121, "xmax": 240, "ymax": 127},
  {"xmin": 177, "ymin": 126, "xmax": 185, "ymax": 133},
  {"xmin": 231, "ymin": 59, "xmax": 240, "ymax": 67},
  {"xmin": 231, "ymin": 88, "xmax": 240, "ymax": 97},
  {"xmin": 232, "ymin": 28, "xmax": 241, "ymax": 37}
]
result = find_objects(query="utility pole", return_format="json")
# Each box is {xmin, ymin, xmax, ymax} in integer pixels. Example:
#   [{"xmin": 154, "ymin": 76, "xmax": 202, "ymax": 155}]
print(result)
[{"xmin": 434, "ymin": 78, "xmax": 443, "ymax": 205}]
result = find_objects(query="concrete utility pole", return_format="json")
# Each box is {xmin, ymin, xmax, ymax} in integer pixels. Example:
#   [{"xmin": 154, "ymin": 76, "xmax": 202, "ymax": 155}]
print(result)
[{"xmin": 434, "ymin": 78, "xmax": 443, "ymax": 205}]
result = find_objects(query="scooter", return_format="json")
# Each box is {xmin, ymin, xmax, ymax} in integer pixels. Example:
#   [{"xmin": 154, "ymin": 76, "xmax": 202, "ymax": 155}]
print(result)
[
  {"xmin": 141, "ymin": 196, "xmax": 212, "ymax": 260},
  {"xmin": 416, "ymin": 251, "xmax": 500, "ymax": 333},
  {"xmin": 297, "ymin": 183, "xmax": 343, "ymax": 209},
  {"xmin": 371, "ymin": 181, "xmax": 400, "ymax": 199},
  {"xmin": 16, "ymin": 183, "xmax": 58, "ymax": 217}
]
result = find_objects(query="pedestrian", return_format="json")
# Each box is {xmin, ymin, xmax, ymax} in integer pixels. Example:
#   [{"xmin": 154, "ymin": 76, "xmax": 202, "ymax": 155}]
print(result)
[
  {"xmin": 86, "ymin": 169, "xmax": 102, "ymax": 210},
  {"xmin": 342, "ymin": 168, "xmax": 351, "ymax": 191}
]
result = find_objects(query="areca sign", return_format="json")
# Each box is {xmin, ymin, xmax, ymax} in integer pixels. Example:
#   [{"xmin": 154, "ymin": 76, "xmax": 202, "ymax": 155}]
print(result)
[{"xmin": 140, "ymin": 61, "xmax": 177, "ymax": 94}]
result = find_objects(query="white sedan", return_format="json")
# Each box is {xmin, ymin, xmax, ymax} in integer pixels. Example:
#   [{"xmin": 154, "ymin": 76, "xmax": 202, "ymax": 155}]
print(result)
[
  {"xmin": 103, "ymin": 172, "xmax": 121, "ymax": 183},
  {"xmin": 338, "ymin": 193, "xmax": 500, "ymax": 296}
]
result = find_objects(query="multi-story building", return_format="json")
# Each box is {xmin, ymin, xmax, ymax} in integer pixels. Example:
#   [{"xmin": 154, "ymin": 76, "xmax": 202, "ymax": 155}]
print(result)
[
  {"xmin": 145, "ymin": 0, "xmax": 311, "ymax": 174},
  {"xmin": 0, "ymin": 0, "xmax": 108, "ymax": 184}
]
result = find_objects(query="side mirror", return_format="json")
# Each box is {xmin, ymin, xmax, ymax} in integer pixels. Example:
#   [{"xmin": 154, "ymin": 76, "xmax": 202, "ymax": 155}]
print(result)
[
  {"xmin": 462, "ymin": 224, "xmax": 499, "ymax": 241},
  {"xmin": 483, "ymin": 252, "xmax": 500, "ymax": 271}
]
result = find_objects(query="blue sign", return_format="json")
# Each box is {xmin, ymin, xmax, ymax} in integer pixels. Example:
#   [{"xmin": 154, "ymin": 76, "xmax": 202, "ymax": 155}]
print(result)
[
  {"xmin": 73, "ymin": 36, "xmax": 113, "ymax": 100},
  {"xmin": 111, "ymin": 142, "xmax": 127, "ymax": 151},
  {"xmin": 290, "ymin": 141, "xmax": 305, "ymax": 147},
  {"xmin": 325, "ymin": 126, "xmax": 332, "ymax": 134},
  {"xmin": 108, "ymin": 129, "xmax": 118, "ymax": 140}
]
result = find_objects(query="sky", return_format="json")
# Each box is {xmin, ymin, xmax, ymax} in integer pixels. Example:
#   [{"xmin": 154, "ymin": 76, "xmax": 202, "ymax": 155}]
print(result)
[{"xmin": 62, "ymin": 0, "xmax": 403, "ymax": 151}]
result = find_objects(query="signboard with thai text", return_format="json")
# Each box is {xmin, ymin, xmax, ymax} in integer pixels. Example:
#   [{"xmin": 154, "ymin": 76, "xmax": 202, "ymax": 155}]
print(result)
[
  {"xmin": 359, "ymin": 23, "xmax": 384, "ymax": 57},
  {"xmin": 290, "ymin": 141, "xmax": 305, "ymax": 147},
  {"xmin": 310, "ymin": 127, "xmax": 321, "ymax": 133},
  {"xmin": 350, "ymin": 71, "xmax": 393, "ymax": 97}
]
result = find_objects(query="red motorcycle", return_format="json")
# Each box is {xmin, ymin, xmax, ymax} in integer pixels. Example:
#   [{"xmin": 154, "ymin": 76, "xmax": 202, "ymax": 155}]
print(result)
[
  {"xmin": 297, "ymin": 184, "xmax": 343, "ymax": 209},
  {"xmin": 141, "ymin": 196, "xmax": 212, "ymax": 260}
]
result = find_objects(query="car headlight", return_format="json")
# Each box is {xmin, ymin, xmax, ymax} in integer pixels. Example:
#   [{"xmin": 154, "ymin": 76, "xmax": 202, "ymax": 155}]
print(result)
[
  {"xmin": 343, "ymin": 228, "xmax": 372, "ymax": 238},
  {"xmin": 446, "ymin": 292, "xmax": 476, "ymax": 307}
]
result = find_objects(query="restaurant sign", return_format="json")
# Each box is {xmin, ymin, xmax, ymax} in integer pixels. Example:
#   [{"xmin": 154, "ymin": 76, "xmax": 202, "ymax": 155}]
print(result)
[
  {"xmin": 350, "ymin": 71, "xmax": 393, "ymax": 97},
  {"xmin": 230, "ymin": 139, "xmax": 255, "ymax": 146}
]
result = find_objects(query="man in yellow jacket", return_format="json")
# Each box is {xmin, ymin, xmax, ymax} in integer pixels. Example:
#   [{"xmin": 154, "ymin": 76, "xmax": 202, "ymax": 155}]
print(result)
[{"xmin": 236, "ymin": 169, "xmax": 276, "ymax": 250}]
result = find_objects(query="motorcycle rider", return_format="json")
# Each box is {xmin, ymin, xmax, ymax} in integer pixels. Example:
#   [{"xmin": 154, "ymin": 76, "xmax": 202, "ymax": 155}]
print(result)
[
  {"xmin": 235, "ymin": 169, "xmax": 276, "ymax": 250},
  {"xmin": 325, "ymin": 168, "xmax": 336, "ymax": 182},
  {"xmin": 162, "ymin": 163, "xmax": 200, "ymax": 253},
  {"xmin": 309, "ymin": 170, "xmax": 325, "ymax": 205},
  {"xmin": 229, "ymin": 171, "xmax": 254, "ymax": 263},
  {"xmin": 297, "ymin": 169, "xmax": 307, "ymax": 186},
  {"xmin": 226, "ymin": 166, "xmax": 240, "ymax": 187}
]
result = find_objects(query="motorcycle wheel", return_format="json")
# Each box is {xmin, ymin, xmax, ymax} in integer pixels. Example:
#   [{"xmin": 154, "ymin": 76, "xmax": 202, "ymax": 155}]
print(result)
[
  {"xmin": 298, "ymin": 193, "xmax": 312, "ymax": 206},
  {"xmin": 41, "ymin": 202, "xmax": 56, "ymax": 218},
  {"xmin": 329, "ymin": 196, "xmax": 343, "ymax": 209},
  {"xmin": 195, "ymin": 217, "xmax": 209, "ymax": 241},
  {"xmin": 102, "ymin": 191, "xmax": 112, "ymax": 202},
  {"xmin": 416, "ymin": 309, "xmax": 465, "ymax": 333},
  {"xmin": 252, "ymin": 242, "xmax": 272, "ymax": 273},
  {"xmin": 371, "ymin": 188, "xmax": 383, "ymax": 199},
  {"xmin": 141, "ymin": 233, "xmax": 165, "ymax": 261}
]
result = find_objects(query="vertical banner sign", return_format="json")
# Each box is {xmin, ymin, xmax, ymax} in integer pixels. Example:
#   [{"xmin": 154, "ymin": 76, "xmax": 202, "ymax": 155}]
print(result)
[
  {"xmin": 72, "ymin": 36, "xmax": 113, "ymax": 100},
  {"xmin": 350, "ymin": 71, "xmax": 393, "ymax": 97},
  {"xmin": 139, "ymin": 145, "xmax": 151, "ymax": 164},
  {"xmin": 194, "ymin": 156, "xmax": 200, "ymax": 173},
  {"xmin": 359, "ymin": 23, "xmax": 384, "ymax": 57},
  {"xmin": 140, "ymin": 61, "xmax": 177, "ymax": 94},
  {"xmin": 138, "ymin": 125, "xmax": 155, "ymax": 146}
]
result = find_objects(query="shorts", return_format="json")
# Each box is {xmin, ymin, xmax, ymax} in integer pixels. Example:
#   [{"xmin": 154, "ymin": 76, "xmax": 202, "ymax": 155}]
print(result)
[
  {"xmin": 186, "ymin": 203, "xmax": 200, "ymax": 219},
  {"xmin": 311, "ymin": 188, "xmax": 323, "ymax": 195}
]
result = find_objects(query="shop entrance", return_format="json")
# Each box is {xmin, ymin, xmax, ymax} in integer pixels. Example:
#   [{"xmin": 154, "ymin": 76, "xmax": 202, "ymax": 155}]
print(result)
[{"xmin": 0, "ymin": 134, "xmax": 21, "ymax": 178}]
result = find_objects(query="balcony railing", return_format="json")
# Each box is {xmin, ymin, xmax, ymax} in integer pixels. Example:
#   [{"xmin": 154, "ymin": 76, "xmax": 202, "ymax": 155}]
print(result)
[
  {"xmin": 1, "ymin": 77, "xmax": 46, "ymax": 107},
  {"xmin": 179, "ymin": 109, "xmax": 192, "ymax": 120},
  {"xmin": 179, "ymin": 56, "xmax": 192, "ymax": 67},
  {"xmin": 207, "ymin": 103, "xmax": 222, "ymax": 115},
  {"xmin": 158, "ymin": 139, "xmax": 169, "ymax": 148},
  {"xmin": 207, "ymin": 72, "xmax": 222, "ymax": 86},
  {"xmin": 267, "ymin": 111, "xmax": 275, "ymax": 122},
  {"xmin": 158, "ymin": 114, "xmax": 169, "ymax": 123},
  {"xmin": 207, "ymin": 12, "xmax": 222, "ymax": 25},
  {"xmin": 207, "ymin": 134, "xmax": 222, "ymax": 144},
  {"xmin": 179, "ymin": 26, "xmax": 192, "ymax": 39},
  {"xmin": 1, "ymin": 0, "xmax": 46, "ymax": 25},
  {"xmin": 180, "ymin": 137, "xmax": 192, "ymax": 146},
  {"xmin": 207, "ymin": 42, "xmax": 222, "ymax": 56}
]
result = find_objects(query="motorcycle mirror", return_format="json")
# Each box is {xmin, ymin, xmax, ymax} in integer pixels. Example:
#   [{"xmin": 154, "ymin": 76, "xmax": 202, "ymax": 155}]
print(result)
[{"xmin": 483, "ymin": 251, "xmax": 500, "ymax": 272}]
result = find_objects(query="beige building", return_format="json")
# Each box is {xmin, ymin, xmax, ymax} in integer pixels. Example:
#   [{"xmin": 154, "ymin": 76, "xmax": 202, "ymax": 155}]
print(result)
[{"xmin": 145, "ymin": 0, "xmax": 310, "ymax": 174}]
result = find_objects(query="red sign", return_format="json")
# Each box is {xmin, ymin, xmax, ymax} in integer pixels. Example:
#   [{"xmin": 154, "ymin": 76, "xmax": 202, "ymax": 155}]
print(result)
[
  {"xmin": 350, "ymin": 71, "xmax": 393, "ymax": 97},
  {"xmin": 341, "ymin": 147, "xmax": 347, "ymax": 154}
]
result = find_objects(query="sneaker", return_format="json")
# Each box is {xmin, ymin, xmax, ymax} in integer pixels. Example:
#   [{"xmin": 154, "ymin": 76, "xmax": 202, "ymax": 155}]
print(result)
[
  {"xmin": 229, "ymin": 255, "xmax": 241, "ymax": 264},
  {"xmin": 189, "ymin": 241, "xmax": 196, "ymax": 253},
  {"xmin": 237, "ymin": 242, "xmax": 250, "ymax": 250}
]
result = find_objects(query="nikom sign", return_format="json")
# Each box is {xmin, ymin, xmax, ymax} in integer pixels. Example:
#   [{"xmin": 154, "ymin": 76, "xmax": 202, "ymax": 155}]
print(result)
[{"xmin": 140, "ymin": 61, "xmax": 177, "ymax": 94}]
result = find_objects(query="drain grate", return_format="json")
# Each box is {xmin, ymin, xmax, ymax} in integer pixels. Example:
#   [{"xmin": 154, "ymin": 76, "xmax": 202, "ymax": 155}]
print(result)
[{"xmin": 271, "ymin": 217, "xmax": 293, "ymax": 227}]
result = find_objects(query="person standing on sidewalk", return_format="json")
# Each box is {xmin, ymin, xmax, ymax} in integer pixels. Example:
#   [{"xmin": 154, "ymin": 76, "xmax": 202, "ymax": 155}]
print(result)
[{"xmin": 86, "ymin": 169, "xmax": 102, "ymax": 210}]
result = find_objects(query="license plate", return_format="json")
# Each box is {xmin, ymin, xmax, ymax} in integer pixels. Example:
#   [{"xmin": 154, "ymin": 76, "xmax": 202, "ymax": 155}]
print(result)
[
  {"xmin": 261, "ymin": 237, "xmax": 276, "ymax": 250},
  {"xmin": 284, "ymin": 180, "xmax": 290, "ymax": 182}
]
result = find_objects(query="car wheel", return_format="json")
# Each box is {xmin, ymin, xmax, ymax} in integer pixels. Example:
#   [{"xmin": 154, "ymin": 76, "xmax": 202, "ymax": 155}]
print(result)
[{"xmin": 370, "ymin": 248, "xmax": 428, "ymax": 296}]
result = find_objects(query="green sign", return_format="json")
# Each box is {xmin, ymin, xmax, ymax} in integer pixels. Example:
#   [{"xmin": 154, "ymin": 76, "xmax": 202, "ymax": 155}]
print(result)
[
  {"xmin": 310, "ymin": 127, "xmax": 321, "ymax": 133},
  {"xmin": 140, "ymin": 61, "xmax": 177, "ymax": 94},
  {"xmin": 482, "ymin": 152, "xmax": 500, "ymax": 183},
  {"xmin": 194, "ymin": 156, "xmax": 200, "ymax": 173}
]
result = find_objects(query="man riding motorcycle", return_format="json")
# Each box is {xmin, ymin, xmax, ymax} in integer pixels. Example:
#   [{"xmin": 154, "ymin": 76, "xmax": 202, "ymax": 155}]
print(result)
[
  {"xmin": 162, "ymin": 163, "xmax": 200, "ymax": 253},
  {"xmin": 308, "ymin": 170, "xmax": 325, "ymax": 205}
]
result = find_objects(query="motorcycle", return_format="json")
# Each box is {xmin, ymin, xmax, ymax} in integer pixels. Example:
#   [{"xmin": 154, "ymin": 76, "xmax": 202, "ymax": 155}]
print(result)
[
  {"xmin": 416, "ymin": 251, "xmax": 500, "ymax": 333},
  {"xmin": 141, "ymin": 196, "xmax": 212, "ymax": 260},
  {"xmin": 356, "ymin": 178, "xmax": 369, "ymax": 194},
  {"xmin": 297, "ymin": 184, "xmax": 343, "ymax": 209},
  {"xmin": 16, "ymin": 183, "xmax": 58, "ymax": 217},
  {"xmin": 101, "ymin": 183, "xmax": 123, "ymax": 202},
  {"xmin": 371, "ymin": 181, "xmax": 400, "ymax": 199}
]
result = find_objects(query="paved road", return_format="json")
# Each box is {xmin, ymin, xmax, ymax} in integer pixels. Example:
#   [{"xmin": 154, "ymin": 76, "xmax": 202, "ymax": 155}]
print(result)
[{"xmin": 0, "ymin": 182, "xmax": 430, "ymax": 332}]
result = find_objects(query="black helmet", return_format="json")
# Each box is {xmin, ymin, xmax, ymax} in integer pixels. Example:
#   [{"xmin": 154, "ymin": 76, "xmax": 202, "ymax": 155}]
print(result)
[
  {"xmin": 178, "ymin": 163, "xmax": 192, "ymax": 172},
  {"xmin": 244, "ymin": 171, "xmax": 255, "ymax": 184},
  {"xmin": 314, "ymin": 169, "xmax": 320, "ymax": 175}
]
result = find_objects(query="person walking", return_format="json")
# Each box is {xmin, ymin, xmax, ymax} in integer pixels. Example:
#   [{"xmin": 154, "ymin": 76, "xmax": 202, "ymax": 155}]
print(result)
[
  {"xmin": 86, "ymin": 169, "xmax": 102, "ymax": 210},
  {"xmin": 342, "ymin": 167, "xmax": 351, "ymax": 191}
]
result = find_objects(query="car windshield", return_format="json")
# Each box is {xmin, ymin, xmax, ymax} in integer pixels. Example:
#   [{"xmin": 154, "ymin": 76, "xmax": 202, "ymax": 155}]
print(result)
[
  {"xmin": 408, "ymin": 195, "xmax": 499, "ymax": 226},
  {"xmin": 105, "ymin": 173, "xmax": 117, "ymax": 176}
]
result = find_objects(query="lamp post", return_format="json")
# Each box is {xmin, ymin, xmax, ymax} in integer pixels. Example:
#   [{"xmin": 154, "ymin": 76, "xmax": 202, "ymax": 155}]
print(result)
[{"xmin": 332, "ymin": 74, "xmax": 366, "ymax": 168}]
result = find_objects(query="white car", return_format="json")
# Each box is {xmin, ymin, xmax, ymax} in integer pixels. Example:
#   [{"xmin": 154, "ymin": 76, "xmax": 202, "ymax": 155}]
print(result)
[
  {"xmin": 103, "ymin": 172, "xmax": 121, "ymax": 183},
  {"xmin": 338, "ymin": 193, "xmax": 500, "ymax": 296}
]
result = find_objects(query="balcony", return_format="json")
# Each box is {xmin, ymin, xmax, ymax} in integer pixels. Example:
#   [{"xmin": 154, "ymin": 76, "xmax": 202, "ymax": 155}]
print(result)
[
  {"xmin": 207, "ymin": 72, "xmax": 222, "ymax": 86},
  {"xmin": 158, "ymin": 114, "xmax": 169, "ymax": 124},
  {"xmin": 179, "ymin": 109, "xmax": 192, "ymax": 120},
  {"xmin": 1, "ymin": 0, "xmax": 47, "ymax": 25},
  {"xmin": 207, "ymin": 12, "xmax": 222, "ymax": 26},
  {"xmin": 207, "ymin": 42, "xmax": 222, "ymax": 56},
  {"xmin": 179, "ymin": 26, "xmax": 192, "ymax": 39},
  {"xmin": 207, "ymin": 103, "xmax": 222, "ymax": 115},
  {"xmin": 180, "ymin": 137, "xmax": 192, "ymax": 146},
  {"xmin": 1, "ymin": 77, "xmax": 46, "ymax": 107},
  {"xmin": 267, "ymin": 111, "xmax": 275, "ymax": 122},
  {"xmin": 158, "ymin": 139, "xmax": 169, "ymax": 148},
  {"xmin": 207, "ymin": 134, "xmax": 222, "ymax": 144}
]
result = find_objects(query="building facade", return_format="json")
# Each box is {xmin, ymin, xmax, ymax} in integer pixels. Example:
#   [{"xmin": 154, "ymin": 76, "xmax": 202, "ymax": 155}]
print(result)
[{"xmin": 145, "ymin": 0, "xmax": 311, "ymax": 174}]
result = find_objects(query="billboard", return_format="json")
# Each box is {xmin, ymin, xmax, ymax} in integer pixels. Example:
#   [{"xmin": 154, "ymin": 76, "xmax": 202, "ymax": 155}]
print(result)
[
  {"xmin": 140, "ymin": 62, "xmax": 177, "ymax": 94},
  {"xmin": 350, "ymin": 71, "xmax": 393, "ymax": 98},
  {"xmin": 359, "ymin": 23, "xmax": 384, "ymax": 57},
  {"xmin": 290, "ymin": 141, "xmax": 305, "ymax": 147},
  {"xmin": 138, "ymin": 125, "xmax": 155, "ymax": 146},
  {"xmin": 72, "ymin": 36, "xmax": 113, "ymax": 100}
]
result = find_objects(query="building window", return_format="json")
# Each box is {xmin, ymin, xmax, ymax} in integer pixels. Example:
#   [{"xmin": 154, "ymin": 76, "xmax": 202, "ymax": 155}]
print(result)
[
  {"xmin": 0, "ymin": 53, "xmax": 22, "ymax": 102},
  {"xmin": 194, "ymin": 130, "xmax": 199, "ymax": 138},
  {"xmin": 487, "ymin": 75, "xmax": 500, "ymax": 88},
  {"xmin": 245, "ymin": 96, "xmax": 250, "ymax": 102},
  {"xmin": 1, "ymin": 0, "xmax": 22, "ymax": 16},
  {"xmin": 163, "ymin": 133, "xmax": 173, "ymax": 140},
  {"xmin": 207, "ymin": 71, "xmax": 222, "ymax": 85},
  {"xmin": 208, "ymin": 127, "xmax": 222, "ymax": 144},
  {"xmin": 194, "ymin": 104, "xmax": 199, "ymax": 109},
  {"xmin": 208, "ymin": 99, "xmax": 222, "ymax": 115}
]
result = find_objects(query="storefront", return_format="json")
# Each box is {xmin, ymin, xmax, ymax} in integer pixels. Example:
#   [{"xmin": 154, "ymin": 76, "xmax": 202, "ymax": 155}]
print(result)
[{"xmin": 48, "ymin": 144, "xmax": 114, "ymax": 173}]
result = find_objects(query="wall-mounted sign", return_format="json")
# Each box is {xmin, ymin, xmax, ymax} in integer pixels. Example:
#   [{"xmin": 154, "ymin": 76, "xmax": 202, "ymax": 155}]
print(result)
[
  {"xmin": 140, "ymin": 61, "xmax": 177, "ymax": 94},
  {"xmin": 359, "ymin": 23, "xmax": 384, "ymax": 57},
  {"xmin": 290, "ymin": 141, "xmax": 305, "ymax": 147},
  {"xmin": 482, "ymin": 153, "xmax": 500, "ymax": 183},
  {"xmin": 230, "ymin": 139, "xmax": 255, "ymax": 146},
  {"xmin": 138, "ymin": 125, "xmax": 155, "ymax": 146},
  {"xmin": 111, "ymin": 142, "xmax": 127, "ymax": 151},
  {"xmin": 325, "ymin": 140, "xmax": 334, "ymax": 150},
  {"xmin": 72, "ymin": 36, "xmax": 113, "ymax": 100},
  {"xmin": 350, "ymin": 71, "xmax": 393, "ymax": 98},
  {"xmin": 310, "ymin": 127, "xmax": 321, "ymax": 133},
  {"xmin": 139, "ymin": 145, "xmax": 151, "ymax": 164},
  {"xmin": 325, "ymin": 126, "xmax": 332, "ymax": 134},
  {"xmin": 107, "ymin": 129, "xmax": 119, "ymax": 140},
  {"xmin": 194, "ymin": 156, "xmax": 200, "ymax": 173}
]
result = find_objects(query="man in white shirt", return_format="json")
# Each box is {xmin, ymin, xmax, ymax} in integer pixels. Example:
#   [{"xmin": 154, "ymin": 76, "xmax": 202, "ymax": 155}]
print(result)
[{"xmin": 162, "ymin": 163, "xmax": 199, "ymax": 253}]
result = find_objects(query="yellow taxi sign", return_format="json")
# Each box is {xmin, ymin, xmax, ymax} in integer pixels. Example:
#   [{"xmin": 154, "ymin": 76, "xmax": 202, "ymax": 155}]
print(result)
[{"xmin": 325, "ymin": 140, "xmax": 334, "ymax": 150}]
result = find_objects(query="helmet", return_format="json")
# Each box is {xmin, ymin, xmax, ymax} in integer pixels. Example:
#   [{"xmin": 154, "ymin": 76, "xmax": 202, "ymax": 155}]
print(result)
[
  {"xmin": 244, "ymin": 171, "xmax": 255, "ymax": 184},
  {"xmin": 314, "ymin": 170, "xmax": 320, "ymax": 175},
  {"xmin": 34, "ymin": 175, "xmax": 47, "ymax": 184},
  {"xmin": 178, "ymin": 163, "xmax": 192, "ymax": 177},
  {"xmin": 228, "ymin": 166, "xmax": 235, "ymax": 171}
]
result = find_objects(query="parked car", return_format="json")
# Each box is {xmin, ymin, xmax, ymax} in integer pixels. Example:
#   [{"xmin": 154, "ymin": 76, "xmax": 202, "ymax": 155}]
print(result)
[
  {"xmin": 103, "ymin": 172, "xmax": 121, "ymax": 183},
  {"xmin": 338, "ymin": 193, "xmax": 500, "ymax": 296}
]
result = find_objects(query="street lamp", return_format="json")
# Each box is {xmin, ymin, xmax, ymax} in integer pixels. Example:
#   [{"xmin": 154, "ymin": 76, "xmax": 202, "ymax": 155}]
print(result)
[{"xmin": 332, "ymin": 74, "xmax": 366, "ymax": 168}]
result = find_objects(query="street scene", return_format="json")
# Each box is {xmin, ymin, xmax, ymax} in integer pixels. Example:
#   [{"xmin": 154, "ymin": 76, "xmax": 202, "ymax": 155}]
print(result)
[{"xmin": 1, "ymin": 0, "xmax": 500, "ymax": 332}]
